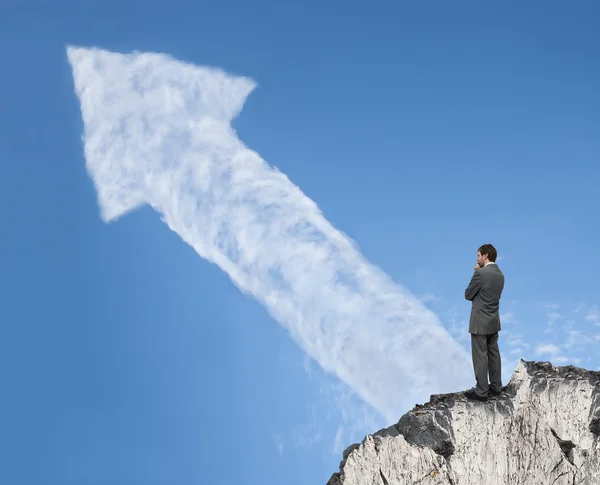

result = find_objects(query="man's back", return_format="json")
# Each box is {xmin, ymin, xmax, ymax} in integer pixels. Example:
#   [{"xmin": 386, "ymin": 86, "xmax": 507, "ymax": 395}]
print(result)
[{"xmin": 465, "ymin": 263, "xmax": 505, "ymax": 335}]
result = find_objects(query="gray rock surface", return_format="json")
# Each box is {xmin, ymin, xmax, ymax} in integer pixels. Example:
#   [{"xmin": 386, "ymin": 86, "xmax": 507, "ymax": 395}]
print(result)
[{"xmin": 327, "ymin": 360, "xmax": 600, "ymax": 484}]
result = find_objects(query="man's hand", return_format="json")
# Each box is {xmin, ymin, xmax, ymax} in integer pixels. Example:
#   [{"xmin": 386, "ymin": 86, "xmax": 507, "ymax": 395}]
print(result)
[{"xmin": 474, "ymin": 263, "xmax": 481, "ymax": 271}]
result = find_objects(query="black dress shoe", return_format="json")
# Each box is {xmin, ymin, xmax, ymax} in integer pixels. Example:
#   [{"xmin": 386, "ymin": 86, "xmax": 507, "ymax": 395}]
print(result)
[
  {"xmin": 465, "ymin": 390, "xmax": 488, "ymax": 402},
  {"xmin": 490, "ymin": 388, "xmax": 503, "ymax": 396}
]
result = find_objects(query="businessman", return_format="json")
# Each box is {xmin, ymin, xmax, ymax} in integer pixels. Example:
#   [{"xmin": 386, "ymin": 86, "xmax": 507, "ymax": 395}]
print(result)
[{"xmin": 464, "ymin": 244, "xmax": 505, "ymax": 402}]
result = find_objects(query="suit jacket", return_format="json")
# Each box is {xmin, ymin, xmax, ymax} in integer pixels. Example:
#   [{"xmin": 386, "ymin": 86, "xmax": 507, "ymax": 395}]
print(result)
[{"xmin": 465, "ymin": 263, "xmax": 505, "ymax": 335}]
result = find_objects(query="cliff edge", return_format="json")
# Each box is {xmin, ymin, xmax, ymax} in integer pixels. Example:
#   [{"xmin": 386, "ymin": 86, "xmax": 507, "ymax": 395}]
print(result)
[{"xmin": 327, "ymin": 359, "xmax": 600, "ymax": 485}]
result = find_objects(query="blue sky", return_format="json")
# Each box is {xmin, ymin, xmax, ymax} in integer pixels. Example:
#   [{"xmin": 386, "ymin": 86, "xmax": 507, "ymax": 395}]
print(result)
[{"xmin": 1, "ymin": 1, "xmax": 599, "ymax": 484}]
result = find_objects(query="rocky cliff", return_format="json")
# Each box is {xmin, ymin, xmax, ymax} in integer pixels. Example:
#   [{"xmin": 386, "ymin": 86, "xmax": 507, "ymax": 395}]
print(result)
[{"xmin": 327, "ymin": 360, "xmax": 600, "ymax": 484}]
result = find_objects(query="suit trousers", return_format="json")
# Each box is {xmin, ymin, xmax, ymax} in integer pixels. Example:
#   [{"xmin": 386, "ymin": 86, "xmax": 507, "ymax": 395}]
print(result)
[{"xmin": 471, "ymin": 332, "xmax": 502, "ymax": 397}]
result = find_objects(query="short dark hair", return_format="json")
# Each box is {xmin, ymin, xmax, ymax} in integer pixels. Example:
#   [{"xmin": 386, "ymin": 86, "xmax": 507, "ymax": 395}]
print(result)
[{"xmin": 478, "ymin": 244, "xmax": 497, "ymax": 262}]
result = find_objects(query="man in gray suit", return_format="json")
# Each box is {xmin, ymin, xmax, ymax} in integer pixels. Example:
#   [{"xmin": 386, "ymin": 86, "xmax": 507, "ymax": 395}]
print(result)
[{"xmin": 464, "ymin": 243, "xmax": 505, "ymax": 402}]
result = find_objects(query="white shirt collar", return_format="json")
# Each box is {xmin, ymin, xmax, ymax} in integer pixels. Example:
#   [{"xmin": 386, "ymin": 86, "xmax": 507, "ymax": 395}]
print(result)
[{"xmin": 484, "ymin": 261, "xmax": 496, "ymax": 266}]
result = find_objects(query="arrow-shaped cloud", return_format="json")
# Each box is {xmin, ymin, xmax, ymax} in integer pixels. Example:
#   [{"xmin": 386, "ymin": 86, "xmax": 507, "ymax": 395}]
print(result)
[{"xmin": 66, "ymin": 45, "xmax": 472, "ymax": 422}]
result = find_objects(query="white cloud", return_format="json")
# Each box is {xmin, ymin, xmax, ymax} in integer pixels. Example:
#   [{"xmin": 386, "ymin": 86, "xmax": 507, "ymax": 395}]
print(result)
[
  {"xmin": 534, "ymin": 342, "xmax": 582, "ymax": 366},
  {"xmin": 544, "ymin": 306, "xmax": 562, "ymax": 334},
  {"xmin": 442, "ymin": 301, "xmax": 600, "ymax": 375},
  {"xmin": 585, "ymin": 306, "xmax": 600, "ymax": 326},
  {"xmin": 295, "ymin": 356, "xmax": 385, "ymax": 454},
  {"xmin": 272, "ymin": 433, "xmax": 284, "ymax": 455},
  {"xmin": 512, "ymin": 302, "xmax": 600, "ymax": 368},
  {"xmin": 535, "ymin": 343, "xmax": 561, "ymax": 356},
  {"xmin": 302, "ymin": 354, "xmax": 313, "ymax": 378},
  {"xmin": 333, "ymin": 427, "xmax": 344, "ymax": 455},
  {"xmin": 419, "ymin": 293, "xmax": 440, "ymax": 303},
  {"xmin": 440, "ymin": 306, "xmax": 470, "ymax": 346},
  {"xmin": 505, "ymin": 333, "xmax": 531, "ymax": 350},
  {"xmin": 563, "ymin": 328, "xmax": 595, "ymax": 350},
  {"xmin": 500, "ymin": 311, "xmax": 517, "ymax": 325},
  {"xmin": 318, "ymin": 376, "xmax": 384, "ymax": 441},
  {"xmin": 553, "ymin": 355, "xmax": 582, "ymax": 365},
  {"xmin": 66, "ymin": 45, "xmax": 472, "ymax": 423},
  {"xmin": 291, "ymin": 405, "xmax": 323, "ymax": 449}
]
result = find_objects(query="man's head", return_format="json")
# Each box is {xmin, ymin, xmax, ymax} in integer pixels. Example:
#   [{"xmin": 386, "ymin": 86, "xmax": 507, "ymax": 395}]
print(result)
[{"xmin": 477, "ymin": 243, "xmax": 497, "ymax": 266}]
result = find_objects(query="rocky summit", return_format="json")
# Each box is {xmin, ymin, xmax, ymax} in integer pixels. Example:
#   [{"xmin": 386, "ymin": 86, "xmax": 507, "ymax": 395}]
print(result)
[{"xmin": 327, "ymin": 360, "xmax": 600, "ymax": 485}]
